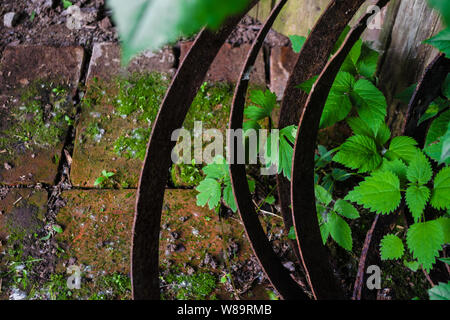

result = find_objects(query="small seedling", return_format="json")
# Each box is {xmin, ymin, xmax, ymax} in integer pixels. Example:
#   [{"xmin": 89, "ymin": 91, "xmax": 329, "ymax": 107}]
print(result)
[
  {"xmin": 62, "ymin": 0, "xmax": 73, "ymax": 9},
  {"xmin": 94, "ymin": 170, "xmax": 115, "ymax": 187}
]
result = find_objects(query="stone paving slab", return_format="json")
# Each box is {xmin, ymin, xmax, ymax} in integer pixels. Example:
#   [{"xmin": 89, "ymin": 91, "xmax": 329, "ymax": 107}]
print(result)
[
  {"xmin": 180, "ymin": 42, "xmax": 266, "ymax": 85},
  {"xmin": 0, "ymin": 45, "xmax": 82, "ymax": 186},
  {"xmin": 269, "ymin": 46, "xmax": 298, "ymax": 100},
  {"xmin": 86, "ymin": 42, "xmax": 176, "ymax": 83},
  {"xmin": 0, "ymin": 45, "xmax": 84, "ymax": 96},
  {"xmin": 0, "ymin": 188, "xmax": 48, "ymax": 242},
  {"xmin": 55, "ymin": 189, "xmax": 253, "ymax": 276}
]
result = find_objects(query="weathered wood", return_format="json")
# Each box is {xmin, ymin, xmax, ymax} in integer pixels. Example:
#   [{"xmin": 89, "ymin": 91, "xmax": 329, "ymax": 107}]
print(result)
[{"xmin": 378, "ymin": 0, "xmax": 443, "ymax": 136}]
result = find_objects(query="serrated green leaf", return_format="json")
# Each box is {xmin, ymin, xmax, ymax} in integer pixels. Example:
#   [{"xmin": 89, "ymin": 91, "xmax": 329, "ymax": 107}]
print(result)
[
  {"xmin": 378, "ymin": 158, "xmax": 408, "ymax": 184},
  {"xmin": 356, "ymin": 43, "xmax": 379, "ymax": 80},
  {"xmin": 406, "ymin": 150, "xmax": 432, "ymax": 185},
  {"xmin": 315, "ymin": 185, "xmax": 332, "ymax": 206},
  {"xmin": 265, "ymin": 125, "xmax": 296, "ymax": 180},
  {"xmin": 334, "ymin": 199, "xmax": 359, "ymax": 219},
  {"xmin": 345, "ymin": 171, "xmax": 401, "ymax": 214},
  {"xmin": 109, "ymin": 0, "xmax": 251, "ymax": 64},
  {"xmin": 319, "ymin": 72, "xmax": 355, "ymax": 128},
  {"xmin": 289, "ymin": 35, "xmax": 306, "ymax": 53},
  {"xmin": 319, "ymin": 91, "xmax": 352, "ymax": 129},
  {"xmin": 352, "ymin": 79, "xmax": 387, "ymax": 131},
  {"xmin": 333, "ymin": 135, "xmax": 382, "ymax": 172},
  {"xmin": 405, "ymin": 185, "xmax": 430, "ymax": 223},
  {"xmin": 196, "ymin": 178, "xmax": 221, "ymax": 210},
  {"xmin": 265, "ymin": 195, "xmax": 275, "ymax": 205},
  {"xmin": 428, "ymin": 281, "xmax": 450, "ymax": 300},
  {"xmin": 425, "ymin": 28, "xmax": 450, "ymax": 58},
  {"xmin": 375, "ymin": 123, "xmax": 391, "ymax": 146},
  {"xmin": 328, "ymin": 212, "xmax": 352, "ymax": 251},
  {"xmin": 52, "ymin": 224, "xmax": 63, "ymax": 234},
  {"xmin": 431, "ymin": 166, "xmax": 450, "ymax": 210},
  {"xmin": 424, "ymin": 110, "xmax": 450, "ymax": 164},
  {"xmin": 406, "ymin": 220, "xmax": 444, "ymax": 272},
  {"xmin": 386, "ymin": 136, "xmax": 418, "ymax": 163},
  {"xmin": 380, "ymin": 234, "xmax": 404, "ymax": 260}
]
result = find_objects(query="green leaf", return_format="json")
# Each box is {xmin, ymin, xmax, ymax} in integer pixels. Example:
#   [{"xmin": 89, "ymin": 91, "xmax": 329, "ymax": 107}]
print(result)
[
  {"xmin": 196, "ymin": 178, "xmax": 221, "ymax": 210},
  {"xmin": 378, "ymin": 158, "xmax": 408, "ymax": 185},
  {"xmin": 405, "ymin": 185, "xmax": 430, "ymax": 223},
  {"xmin": 289, "ymin": 35, "xmax": 306, "ymax": 53},
  {"xmin": 406, "ymin": 220, "xmax": 444, "ymax": 272},
  {"xmin": 296, "ymin": 76, "xmax": 318, "ymax": 94},
  {"xmin": 332, "ymin": 25, "xmax": 350, "ymax": 54},
  {"xmin": 315, "ymin": 185, "xmax": 332, "ymax": 206},
  {"xmin": 431, "ymin": 166, "xmax": 450, "ymax": 210},
  {"xmin": 319, "ymin": 91, "xmax": 352, "ymax": 129},
  {"xmin": 223, "ymin": 183, "xmax": 237, "ymax": 212},
  {"xmin": 428, "ymin": 0, "xmax": 450, "ymax": 25},
  {"xmin": 62, "ymin": 0, "xmax": 73, "ymax": 9},
  {"xmin": 265, "ymin": 195, "xmax": 275, "ymax": 205},
  {"xmin": 109, "ymin": 0, "xmax": 251, "ymax": 64},
  {"xmin": 356, "ymin": 43, "xmax": 380, "ymax": 80},
  {"xmin": 244, "ymin": 90, "xmax": 278, "ymax": 122},
  {"xmin": 94, "ymin": 176, "xmax": 104, "ymax": 186},
  {"xmin": 319, "ymin": 72, "xmax": 355, "ymax": 128},
  {"xmin": 425, "ymin": 28, "xmax": 450, "ymax": 57},
  {"xmin": 334, "ymin": 199, "xmax": 359, "ymax": 219},
  {"xmin": 439, "ymin": 123, "xmax": 450, "ymax": 164},
  {"xmin": 439, "ymin": 257, "xmax": 450, "ymax": 265},
  {"xmin": 288, "ymin": 226, "xmax": 296, "ymax": 240},
  {"xmin": 436, "ymin": 217, "xmax": 450, "ymax": 243},
  {"xmin": 319, "ymin": 222, "xmax": 330, "ymax": 245},
  {"xmin": 247, "ymin": 178, "xmax": 256, "ymax": 193},
  {"xmin": 406, "ymin": 150, "xmax": 432, "ymax": 185},
  {"xmin": 418, "ymin": 97, "xmax": 449, "ymax": 125},
  {"xmin": 332, "ymin": 168, "xmax": 352, "ymax": 181},
  {"xmin": 380, "ymin": 234, "xmax": 404, "ymax": 260},
  {"xmin": 386, "ymin": 136, "xmax": 418, "ymax": 163},
  {"xmin": 425, "ymin": 110, "xmax": 450, "ymax": 164},
  {"xmin": 265, "ymin": 125, "xmax": 296, "ymax": 180},
  {"xmin": 202, "ymin": 156, "xmax": 228, "ymax": 180},
  {"xmin": 404, "ymin": 260, "xmax": 420, "ymax": 272},
  {"xmin": 345, "ymin": 171, "xmax": 401, "ymax": 215},
  {"xmin": 328, "ymin": 212, "xmax": 352, "ymax": 251},
  {"xmin": 428, "ymin": 281, "xmax": 450, "ymax": 300},
  {"xmin": 352, "ymin": 79, "xmax": 387, "ymax": 131},
  {"xmin": 52, "ymin": 225, "xmax": 63, "ymax": 234},
  {"xmin": 375, "ymin": 123, "xmax": 391, "ymax": 146},
  {"xmin": 333, "ymin": 135, "xmax": 382, "ymax": 173}
]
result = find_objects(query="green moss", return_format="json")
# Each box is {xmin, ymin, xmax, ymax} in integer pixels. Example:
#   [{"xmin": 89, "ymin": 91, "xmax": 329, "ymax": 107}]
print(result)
[
  {"xmin": 163, "ymin": 272, "xmax": 217, "ymax": 300},
  {"xmin": 0, "ymin": 82, "xmax": 74, "ymax": 152}
]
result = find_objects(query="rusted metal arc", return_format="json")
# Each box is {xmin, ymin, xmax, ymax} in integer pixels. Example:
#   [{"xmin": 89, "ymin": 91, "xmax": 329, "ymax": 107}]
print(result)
[
  {"xmin": 403, "ymin": 53, "xmax": 450, "ymax": 148},
  {"xmin": 276, "ymin": 0, "xmax": 366, "ymax": 257},
  {"xmin": 353, "ymin": 53, "xmax": 450, "ymax": 300},
  {"xmin": 290, "ymin": 0, "xmax": 391, "ymax": 300},
  {"xmin": 131, "ymin": 1, "xmax": 258, "ymax": 300},
  {"xmin": 228, "ymin": 0, "xmax": 308, "ymax": 300}
]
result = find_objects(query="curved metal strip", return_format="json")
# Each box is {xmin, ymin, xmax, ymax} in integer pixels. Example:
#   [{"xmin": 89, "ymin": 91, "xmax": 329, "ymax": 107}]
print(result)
[
  {"xmin": 354, "ymin": 53, "xmax": 450, "ymax": 299},
  {"xmin": 276, "ymin": 0, "xmax": 366, "ymax": 258},
  {"xmin": 131, "ymin": 1, "xmax": 258, "ymax": 300},
  {"xmin": 290, "ymin": 0, "xmax": 390, "ymax": 300},
  {"xmin": 228, "ymin": 0, "xmax": 308, "ymax": 300}
]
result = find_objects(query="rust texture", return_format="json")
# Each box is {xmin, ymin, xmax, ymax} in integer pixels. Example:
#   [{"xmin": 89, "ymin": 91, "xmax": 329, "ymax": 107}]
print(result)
[
  {"xmin": 131, "ymin": 1, "xmax": 258, "ymax": 300},
  {"xmin": 228, "ymin": 0, "xmax": 309, "ymax": 300},
  {"xmin": 290, "ymin": 0, "xmax": 391, "ymax": 300},
  {"xmin": 276, "ymin": 0, "xmax": 366, "ymax": 260},
  {"xmin": 353, "ymin": 53, "xmax": 450, "ymax": 299}
]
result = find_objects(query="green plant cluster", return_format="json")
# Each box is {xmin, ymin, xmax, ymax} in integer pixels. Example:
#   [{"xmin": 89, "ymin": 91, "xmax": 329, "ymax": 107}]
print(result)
[{"xmin": 163, "ymin": 272, "xmax": 217, "ymax": 300}]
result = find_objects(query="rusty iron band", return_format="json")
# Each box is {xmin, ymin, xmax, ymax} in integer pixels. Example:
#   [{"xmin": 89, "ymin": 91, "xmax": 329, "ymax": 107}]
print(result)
[
  {"xmin": 131, "ymin": 1, "xmax": 259, "ymax": 299},
  {"xmin": 290, "ymin": 0, "xmax": 391, "ymax": 300}
]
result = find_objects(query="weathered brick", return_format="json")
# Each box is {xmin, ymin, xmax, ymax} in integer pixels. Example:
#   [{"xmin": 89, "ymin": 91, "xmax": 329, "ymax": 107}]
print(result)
[
  {"xmin": 180, "ymin": 42, "xmax": 266, "ymax": 85},
  {"xmin": 86, "ymin": 42, "xmax": 175, "ymax": 83},
  {"xmin": 56, "ymin": 189, "xmax": 252, "ymax": 275},
  {"xmin": 0, "ymin": 188, "xmax": 47, "ymax": 242},
  {"xmin": 0, "ymin": 45, "xmax": 84, "ymax": 96}
]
